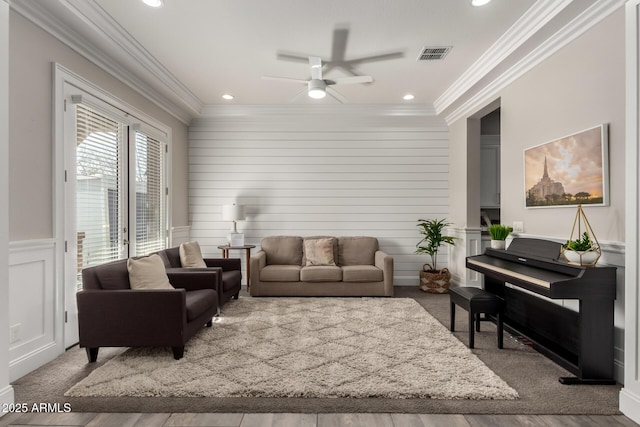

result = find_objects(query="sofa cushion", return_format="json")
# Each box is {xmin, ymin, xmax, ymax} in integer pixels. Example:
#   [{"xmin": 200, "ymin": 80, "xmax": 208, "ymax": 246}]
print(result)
[
  {"xmin": 302, "ymin": 236, "xmax": 338, "ymax": 266},
  {"xmin": 260, "ymin": 265, "xmax": 301, "ymax": 282},
  {"xmin": 300, "ymin": 266, "xmax": 342, "ymax": 282},
  {"xmin": 261, "ymin": 236, "xmax": 303, "ymax": 265},
  {"xmin": 303, "ymin": 238, "xmax": 336, "ymax": 266},
  {"xmin": 92, "ymin": 259, "xmax": 130, "ymax": 290},
  {"xmin": 157, "ymin": 247, "xmax": 181, "ymax": 268},
  {"xmin": 127, "ymin": 254, "xmax": 174, "ymax": 290},
  {"xmin": 342, "ymin": 265, "xmax": 384, "ymax": 282},
  {"xmin": 179, "ymin": 241, "xmax": 207, "ymax": 268},
  {"xmin": 338, "ymin": 237, "xmax": 379, "ymax": 266},
  {"xmin": 185, "ymin": 289, "xmax": 217, "ymax": 321}
]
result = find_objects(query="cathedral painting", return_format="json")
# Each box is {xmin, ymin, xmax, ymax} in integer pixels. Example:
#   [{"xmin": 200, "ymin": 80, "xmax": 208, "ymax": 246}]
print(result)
[{"xmin": 524, "ymin": 124, "xmax": 609, "ymax": 208}]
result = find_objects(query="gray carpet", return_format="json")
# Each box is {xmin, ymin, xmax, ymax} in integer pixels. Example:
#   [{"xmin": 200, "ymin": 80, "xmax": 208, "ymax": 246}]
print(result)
[{"xmin": 11, "ymin": 287, "xmax": 622, "ymax": 414}]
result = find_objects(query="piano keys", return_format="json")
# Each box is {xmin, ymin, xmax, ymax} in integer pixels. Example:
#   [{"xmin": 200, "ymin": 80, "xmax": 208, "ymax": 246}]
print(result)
[{"xmin": 466, "ymin": 238, "xmax": 616, "ymax": 385}]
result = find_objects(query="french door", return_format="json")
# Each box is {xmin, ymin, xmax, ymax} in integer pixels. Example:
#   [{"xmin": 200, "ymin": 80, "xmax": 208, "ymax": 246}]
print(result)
[{"xmin": 63, "ymin": 94, "xmax": 168, "ymax": 347}]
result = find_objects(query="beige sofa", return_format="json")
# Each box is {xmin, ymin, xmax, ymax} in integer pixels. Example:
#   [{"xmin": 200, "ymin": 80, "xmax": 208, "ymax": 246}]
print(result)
[{"xmin": 249, "ymin": 236, "xmax": 393, "ymax": 297}]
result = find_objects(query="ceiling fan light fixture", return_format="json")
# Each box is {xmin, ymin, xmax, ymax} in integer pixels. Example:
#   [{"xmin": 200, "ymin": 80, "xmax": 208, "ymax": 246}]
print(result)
[
  {"xmin": 142, "ymin": 0, "xmax": 164, "ymax": 8},
  {"xmin": 471, "ymin": 0, "xmax": 492, "ymax": 6},
  {"xmin": 308, "ymin": 79, "xmax": 327, "ymax": 99}
]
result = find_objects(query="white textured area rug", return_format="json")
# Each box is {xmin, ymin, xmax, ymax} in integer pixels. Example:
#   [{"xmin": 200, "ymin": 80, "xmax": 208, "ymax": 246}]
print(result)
[{"xmin": 65, "ymin": 297, "xmax": 518, "ymax": 400}]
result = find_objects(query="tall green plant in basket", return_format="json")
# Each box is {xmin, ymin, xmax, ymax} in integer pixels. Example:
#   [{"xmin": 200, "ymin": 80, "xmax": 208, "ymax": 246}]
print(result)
[{"xmin": 416, "ymin": 218, "xmax": 455, "ymax": 293}]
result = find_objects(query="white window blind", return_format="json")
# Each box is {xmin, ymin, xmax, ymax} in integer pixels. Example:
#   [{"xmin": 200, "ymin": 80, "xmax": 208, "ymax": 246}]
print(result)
[
  {"xmin": 134, "ymin": 131, "xmax": 167, "ymax": 256},
  {"xmin": 75, "ymin": 104, "xmax": 124, "ymax": 283}
]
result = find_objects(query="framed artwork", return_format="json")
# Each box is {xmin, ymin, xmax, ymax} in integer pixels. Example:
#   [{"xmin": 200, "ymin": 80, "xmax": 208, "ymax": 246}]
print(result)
[{"xmin": 524, "ymin": 124, "xmax": 609, "ymax": 208}]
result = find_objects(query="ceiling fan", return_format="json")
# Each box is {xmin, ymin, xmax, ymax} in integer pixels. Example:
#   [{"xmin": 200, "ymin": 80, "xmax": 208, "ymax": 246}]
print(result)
[{"xmin": 262, "ymin": 56, "xmax": 373, "ymax": 103}]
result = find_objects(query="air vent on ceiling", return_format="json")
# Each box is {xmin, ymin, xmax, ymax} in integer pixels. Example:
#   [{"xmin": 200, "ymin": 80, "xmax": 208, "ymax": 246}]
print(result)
[{"xmin": 417, "ymin": 46, "xmax": 452, "ymax": 61}]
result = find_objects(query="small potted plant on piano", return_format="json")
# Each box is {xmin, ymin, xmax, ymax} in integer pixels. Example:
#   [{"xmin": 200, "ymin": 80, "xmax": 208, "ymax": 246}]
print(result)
[
  {"xmin": 488, "ymin": 224, "xmax": 513, "ymax": 250},
  {"xmin": 415, "ymin": 218, "xmax": 455, "ymax": 294},
  {"xmin": 562, "ymin": 232, "xmax": 600, "ymax": 266}
]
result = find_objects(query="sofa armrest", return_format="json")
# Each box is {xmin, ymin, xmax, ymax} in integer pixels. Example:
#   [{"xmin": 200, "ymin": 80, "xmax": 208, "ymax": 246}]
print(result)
[
  {"xmin": 77, "ymin": 289, "xmax": 186, "ymax": 346},
  {"xmin": 375, "ymin": 250, "xmax": 394, "ymax": 296},
  {"xmin": 250, "ymin": 251, "xmax": 266, "ymax": 291},
  {"xmin": 204, "ymin": 258, "xmax": 241, "ymax": 271},
  {"xmin": 166, "ymin": 268, "xmax": 220, "ymax": 293}
]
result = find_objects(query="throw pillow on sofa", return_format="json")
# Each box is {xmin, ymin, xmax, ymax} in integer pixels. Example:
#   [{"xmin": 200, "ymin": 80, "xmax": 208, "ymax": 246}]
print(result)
[
  {"xmin": 304, "ymin": 238, "xmax": 336, "ymax": 266},
  {"xmin": 127, "ymin": 254, "xmax": 174, "ymax": 290},
  {"xmin": 179, "ymin": 241, "xmax": 207, "ymax": 268}
]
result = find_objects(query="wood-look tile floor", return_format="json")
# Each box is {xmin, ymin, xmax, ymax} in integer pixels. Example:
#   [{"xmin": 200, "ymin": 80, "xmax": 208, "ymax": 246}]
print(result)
[{"xmin": 0, "ymin": 412, "xmax": 638, "ymax": 427}]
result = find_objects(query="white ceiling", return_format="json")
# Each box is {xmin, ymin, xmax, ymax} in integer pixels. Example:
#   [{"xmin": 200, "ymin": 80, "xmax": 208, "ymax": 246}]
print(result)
[{"xmin": 12, "ymin": 0, "xmax": 609, "ymax": 120}]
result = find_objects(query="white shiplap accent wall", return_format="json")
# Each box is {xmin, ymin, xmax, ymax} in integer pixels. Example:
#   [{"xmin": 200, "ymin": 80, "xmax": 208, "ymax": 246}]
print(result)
[{"xmin": 189, "ymin": 105, "xmax": 449, "ymax": 286}]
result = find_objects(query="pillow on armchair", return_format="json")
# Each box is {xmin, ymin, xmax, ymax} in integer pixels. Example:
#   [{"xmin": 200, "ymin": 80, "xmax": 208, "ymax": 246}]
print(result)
[
  {"xmin": 179, "ymin": 241, "xmax": 207, "ymax": 268},
  {"xmin": 127, "ymin": 254, "xmax": 174, "ymax": 290}
]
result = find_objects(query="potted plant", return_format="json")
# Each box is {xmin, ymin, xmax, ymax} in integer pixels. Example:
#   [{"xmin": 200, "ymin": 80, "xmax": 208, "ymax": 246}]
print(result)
[
  {"xmin": 488, "ymin": 224, "xmax": 513, "ymax": 250},
  {"xmin": 562, "ymin": 231, "xmax": 600, "ymax": 266},
  {"xmin": 415, "ymin": 218, "xmax": 455, "ymax": 293}
]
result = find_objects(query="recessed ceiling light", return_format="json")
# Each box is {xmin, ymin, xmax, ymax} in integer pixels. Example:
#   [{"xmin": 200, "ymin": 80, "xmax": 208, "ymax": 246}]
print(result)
[
  {"xmin": 222, "ymin": 94, "xmax": 234, "ymax": 100},
  {"xmin": 403, "ymin": 94, "xmax": 415, "ymax": 101},
  {"xmin": 142, "ymin": 0, "xmax": 164, "ymax": 8},
  {"xmin": 472, "ymin": 0, "xmax": 492, "ymax": 6}
]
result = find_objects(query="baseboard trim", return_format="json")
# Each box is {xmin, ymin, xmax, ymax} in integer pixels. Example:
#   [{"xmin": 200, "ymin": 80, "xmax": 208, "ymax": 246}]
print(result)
[
  {"xmin": 0, "ymin": 385, "xmax": 15, "ymax": 416},
  {"xmin": 620, "ymin": 388, "xmax": 640, "ymax": 423},
  {"xmin": 9, "ymin": 341, "xmax": 59, "ymax": 382}
]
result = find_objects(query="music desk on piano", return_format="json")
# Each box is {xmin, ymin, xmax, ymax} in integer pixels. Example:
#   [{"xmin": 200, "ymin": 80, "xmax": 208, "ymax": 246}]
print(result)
[{"xmin": 466, "ymin": 238, "xmax": 616, "ymax": 385}]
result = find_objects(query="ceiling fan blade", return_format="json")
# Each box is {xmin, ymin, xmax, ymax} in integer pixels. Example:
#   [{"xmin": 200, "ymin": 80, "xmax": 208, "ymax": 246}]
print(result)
[
  {"xmin": 326, "ymin": 87, "xmax": 348, "ymax": 104},
  {"xmin": 347, "ymin": 51, "xmax": 405, "ymax": 65},
  {"xmin": 276, "ymin": 52, "xmax": 311, "ymax": 63},
  {"xmin": 309, "ymin": 56, "xmax": 323, "ymax": 80},
  {"xmin": 331, "ymin": 27, "xmax": 349, "ymax": 62},
  {"xmin": 262, "ymin": 75, "xmax": 308, "ymax": 84},
  {"xmin": 330, "ymin": 76, "xmax": 373, "ymax": 85},
  {"xmin": 288, "ymin": 86, "xmax": 310, "ymax": 103}
]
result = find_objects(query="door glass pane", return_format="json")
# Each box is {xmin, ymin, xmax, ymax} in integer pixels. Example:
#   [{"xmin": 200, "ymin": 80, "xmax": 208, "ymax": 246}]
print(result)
[
  {"xmin": 134, "ymin": 131, "xmax": 166, "ymax": 256},
  {"xmin": 76, "ymin": 104, "xmax": 124, "ymax": 290}
]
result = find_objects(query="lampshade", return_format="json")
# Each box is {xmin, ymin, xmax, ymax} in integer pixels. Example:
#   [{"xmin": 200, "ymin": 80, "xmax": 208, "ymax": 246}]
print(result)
[{"xmin": 222, "ymin": 204, "xmax": 245, "ymax": 221}]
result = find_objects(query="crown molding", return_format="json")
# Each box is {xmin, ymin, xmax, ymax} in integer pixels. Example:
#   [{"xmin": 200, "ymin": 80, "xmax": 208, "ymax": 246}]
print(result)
[
  {"xmin": 199, "ymin": 104, "xmax": 439, "ymax": 118},
  {"xmin": 10, "ymin": 0, "xmax": 200, "ymax": 124},
  {"xmin": 443, "ymin": 0, "xmax": 626, "ymax": 125},
  {"xmin": 433, "ymin": 0, "xmax": 573, "ymax": 114},
  {"xmin": 194, "ymin": 104, "xmax": 446, "ymax": 129}
]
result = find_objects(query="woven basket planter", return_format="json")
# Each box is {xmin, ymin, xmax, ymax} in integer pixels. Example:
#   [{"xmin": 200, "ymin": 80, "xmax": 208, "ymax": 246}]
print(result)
[{"xmin": 419, "ymin": 264, "xmax": 451, "ymax": 294}]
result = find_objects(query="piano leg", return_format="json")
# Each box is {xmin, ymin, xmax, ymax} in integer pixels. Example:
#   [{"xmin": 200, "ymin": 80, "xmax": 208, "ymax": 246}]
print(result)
[{"xmin": 558, "ymin": 298, "xmax": 616, "ymax": 385}]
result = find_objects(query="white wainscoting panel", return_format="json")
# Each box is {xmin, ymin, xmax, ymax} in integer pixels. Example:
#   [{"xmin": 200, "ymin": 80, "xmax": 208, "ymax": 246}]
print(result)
[
  {"xmin": 8, "ymin": 239, "xmax": 62, "ymax": 382},
  {"xmin": 189, "ymin": 105, "xmax": 449, "ymax": 287}
]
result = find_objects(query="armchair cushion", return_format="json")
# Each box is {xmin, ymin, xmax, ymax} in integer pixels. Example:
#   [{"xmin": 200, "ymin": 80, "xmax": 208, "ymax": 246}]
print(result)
[
  {"xmin": 179, "ymin": 241, "xmax": 207, "ymax": 268},
  {"xmin": 127, "ymin": 255, "xmax": 173, "ymax": 290}
]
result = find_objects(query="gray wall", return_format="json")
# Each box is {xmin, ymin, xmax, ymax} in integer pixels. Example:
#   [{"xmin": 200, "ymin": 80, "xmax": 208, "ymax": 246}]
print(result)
[{"xmin": 8, "ymin": 11, "xmax": 191, "ymax": 241}]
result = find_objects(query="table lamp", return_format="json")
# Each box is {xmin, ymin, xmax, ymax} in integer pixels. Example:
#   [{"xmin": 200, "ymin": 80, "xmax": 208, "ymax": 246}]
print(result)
[{"xmin": 222, "ymin": 203, "xmax": 245, "ymax": 246}]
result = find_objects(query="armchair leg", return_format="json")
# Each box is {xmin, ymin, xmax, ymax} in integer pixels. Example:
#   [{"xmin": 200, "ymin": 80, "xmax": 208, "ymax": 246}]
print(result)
[
  {"xmin": 86, "ymin": 347, "xmax": 99, "ymax": 363},
  {"xmin": 172, "ymin": 346, "xmax": 184, "ymax": 360},
  {"xmin": 206, "ymin": 319, "xmax": 213, "ymax": 327},
  {"xmin": 233, "ymin": 291, "xmax": 240, "ymax": 300}
]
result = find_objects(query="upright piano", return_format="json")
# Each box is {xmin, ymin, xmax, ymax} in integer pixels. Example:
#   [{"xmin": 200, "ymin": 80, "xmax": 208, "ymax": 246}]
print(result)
[{"xmin": 466, "ymin": 238, "xmax": 616, "ymax": 384}]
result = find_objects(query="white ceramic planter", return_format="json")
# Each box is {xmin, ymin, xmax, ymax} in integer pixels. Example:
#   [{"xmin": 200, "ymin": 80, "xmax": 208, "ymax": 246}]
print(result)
[
  {"xmin": 563, "ymin": 249, "xmax": 599, "ymax": 266},
  {"xmin": 490, "ymin": 240, "xmax": 506, "ymax": 250}
]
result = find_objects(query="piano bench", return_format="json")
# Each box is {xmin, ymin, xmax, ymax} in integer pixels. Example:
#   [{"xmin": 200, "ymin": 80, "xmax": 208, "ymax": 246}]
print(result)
[{"xmin": 449, "ymin": 286, "xmax": 504, "ymax": 349}]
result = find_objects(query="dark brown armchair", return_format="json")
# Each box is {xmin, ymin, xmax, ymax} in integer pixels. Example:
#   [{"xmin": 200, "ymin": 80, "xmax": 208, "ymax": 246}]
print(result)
[
  {"xmin": 77, "ymin": 258, "xmax": 219, "ymax": 363},
  {"xmin": 157, "ymin": 247, "xmax": 242, "ymax": 312}
]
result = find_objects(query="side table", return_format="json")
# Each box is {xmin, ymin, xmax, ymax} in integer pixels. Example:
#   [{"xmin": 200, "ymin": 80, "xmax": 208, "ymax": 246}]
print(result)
[{"xmin": 218, "ymin": 245, "xmax": 256, "ymax": 291}]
